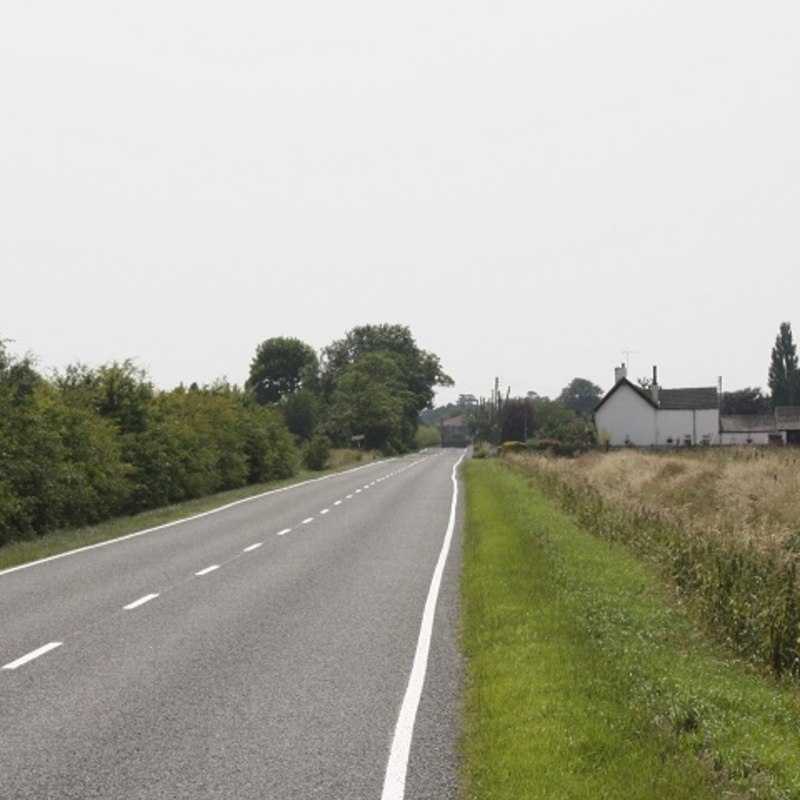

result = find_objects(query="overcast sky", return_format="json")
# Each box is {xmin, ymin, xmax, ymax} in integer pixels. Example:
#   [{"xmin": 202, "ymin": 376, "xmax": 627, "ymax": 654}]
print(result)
[{"xmin": 2, "ymin": 2, "xmax": 799, "ymax": 404}]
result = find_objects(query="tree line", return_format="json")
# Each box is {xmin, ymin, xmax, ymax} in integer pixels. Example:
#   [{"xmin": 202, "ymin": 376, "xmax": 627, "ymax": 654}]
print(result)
[
  {"xmin": 0, "ymin": 348, "xmax": 297, "ymax": 545},
  {"xmin": 0, "ymin": 324, "xmax": 451, "ymax": 545},
  {"xmin": 245, "ymin": 324, "xmax": 452, "ymax": 454},
  {"xmin": 716, "ymin": 321, "xmax": 798, "ymax": 414}
]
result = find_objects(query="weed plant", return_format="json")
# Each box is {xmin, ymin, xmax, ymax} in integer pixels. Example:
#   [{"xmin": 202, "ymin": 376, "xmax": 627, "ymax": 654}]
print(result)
[{"xmin": 461, "ymin": 460, "xmax": 800, "ymax": 799}]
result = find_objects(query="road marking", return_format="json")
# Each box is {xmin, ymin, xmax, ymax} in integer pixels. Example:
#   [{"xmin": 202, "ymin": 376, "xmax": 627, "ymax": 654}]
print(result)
[
  {"xmin": 346, "ymin": 494, "xmax": 354, "ymax": 500},
  {"xmin": 301, "ymin": 517, "xmax": 314, "ymax": 525},
  {"xmin": 334, "ymin": 500, "xmax": 342, "ymax": 506},
  {"xmin": 277, "ymin": 528, "xmax": 291, "ymax": 536},
  {"xmin": 195, "ymin": 565, "xmax": 220, "ymax": 576},
  {"xmin": 381, "ymin": 452, "xmax": 466, "ymax": 800},
  {"xmin": 244, "ymin": 543, "xmax": 263, "ymax": 552},
  {"xmin": 0, "ymin": 459, "xmax": 386, "ymax": 578},
  {"xmin": 320, "ymin": 508, "xmax": 330, "ymax": 515},
  {"xmin": 123, "ymin": 593, "xmax": 159, "ymax": 610},
  {"xmin": 3, "ymin": 642, "xmax": 63, "ymax": 670}
]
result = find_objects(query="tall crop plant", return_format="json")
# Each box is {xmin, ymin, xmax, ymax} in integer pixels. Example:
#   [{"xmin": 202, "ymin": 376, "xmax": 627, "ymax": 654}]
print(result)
[{"xmin": 504, "ymin": 450, "xmax": 800, "ymax": 677}]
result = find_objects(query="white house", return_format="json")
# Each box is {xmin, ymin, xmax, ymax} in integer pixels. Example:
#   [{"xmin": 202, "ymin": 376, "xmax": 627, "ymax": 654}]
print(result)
[{"xmin": 594, "ymin": 365, "xmax": 720, "ymax": 447}]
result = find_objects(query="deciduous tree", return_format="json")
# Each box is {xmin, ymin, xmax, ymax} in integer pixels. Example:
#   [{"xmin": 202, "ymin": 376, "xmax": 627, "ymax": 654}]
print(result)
[
  {"xmin": 247, "ymin": 337, "xmax": 318, "ymax": 405},
  {"xmin": 721, "ymin": 387, "xmax": 770, "ymax": 415},
  {"xmin": 557, "ymin": 377, "xmax": 604, "ymax": 414},
  {"xmin": 320, "ymin": 324, "xmax": 452, "ymax": 451}
]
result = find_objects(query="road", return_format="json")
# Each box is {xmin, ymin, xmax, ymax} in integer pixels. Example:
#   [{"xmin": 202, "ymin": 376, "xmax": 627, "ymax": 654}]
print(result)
[{"xmin": 0, "ymin": 449, "xmax": 465, "ymax": 799}]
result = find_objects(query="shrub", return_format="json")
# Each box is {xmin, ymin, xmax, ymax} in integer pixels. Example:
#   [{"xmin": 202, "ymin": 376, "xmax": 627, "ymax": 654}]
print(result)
[{"xmin": 303, "ymin": 434, "xmax": 332, "ymax": 471}]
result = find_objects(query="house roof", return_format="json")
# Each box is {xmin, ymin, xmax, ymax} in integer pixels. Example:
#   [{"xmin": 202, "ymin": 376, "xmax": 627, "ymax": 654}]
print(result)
[
  {"xmin": 775, "ymin": 407, "xmax": 800, "ymax": 430},
  {"xmin": 719, "ymin": 407, "xmax": 800, "ymax": 433},
  {"xmin": 594, "ymin": 378, "xmax": 719, "ymax": 413},
  {"xmin": 719, "ymin": 414, "xmax": 777, "ymax": 433},
  {"xmin": 593, "ymin": 378, "xmax": 655, "ymax": 413},
  {"xmin": 658, "ymin": 387, "xmax": 719, "ymax": 410}
]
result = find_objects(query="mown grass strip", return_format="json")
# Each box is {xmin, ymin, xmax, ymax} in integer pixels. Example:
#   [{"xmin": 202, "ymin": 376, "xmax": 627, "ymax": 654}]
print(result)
[{"xmin": 460, "ymin": 459, "xmax": 800, "ymax": 800}]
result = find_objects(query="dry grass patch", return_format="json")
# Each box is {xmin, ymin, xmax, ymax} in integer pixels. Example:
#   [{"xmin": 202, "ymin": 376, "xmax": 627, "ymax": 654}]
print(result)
[{"xmin": 504, "ymin": 448, "xmax": 800, "ymax": 677}]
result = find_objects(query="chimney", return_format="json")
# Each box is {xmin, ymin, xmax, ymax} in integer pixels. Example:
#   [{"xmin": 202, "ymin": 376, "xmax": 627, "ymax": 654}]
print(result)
[
  {"xmin": 651, "ymin": 366, "xmax": 659, "ymax": 404},
  {"xmin": 614, "ymin": 362, "xmax": 627, "ymax": 384}
]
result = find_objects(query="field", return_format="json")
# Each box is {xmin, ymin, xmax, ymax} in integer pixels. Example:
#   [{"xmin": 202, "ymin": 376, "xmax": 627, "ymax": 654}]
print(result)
[{"xmin": 505, "ymin": 447, "xmax": 800, "ymax": 677}]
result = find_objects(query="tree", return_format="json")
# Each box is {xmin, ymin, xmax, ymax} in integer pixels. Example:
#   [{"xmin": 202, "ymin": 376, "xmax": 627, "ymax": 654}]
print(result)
[
  {"xmin": 768, "ymin": 322, "xmax": 799, "ymax": 408},
  {"xmin": 326, "ymin": 352, "xmax": 416, "ymax": 452},
  {"xmin": 320, "ymin": 324, "xmax": 452, "ymax": 450},
  {"xmin": 247, "ymin": 337, "xmax": 318, "ymax": 405},
  {"xmin": 498, "ymin": 397, "xmax": 537, "ymax": 442},
  {"xmin": 721, "ymin": 387, "xmax": 770, "ymax": 415},
  {"xmin": 280, "ymin": 388, "xmax": 318, "ymax": 441},
  {"xmin": 557, "ymin": 377, "xmax": 604, "ymax": 414}
]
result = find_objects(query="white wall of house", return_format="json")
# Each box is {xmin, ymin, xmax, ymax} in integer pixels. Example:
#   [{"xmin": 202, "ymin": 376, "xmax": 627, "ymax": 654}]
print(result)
[
  {"xmin": 595, "ymin": 384, "xmax": 657, "ymax": 446},
  {"xmin": 656, "ymin": 409, "xmax": 721, "ymax": 446},
  {"xmin": 596, "ymin": 384, "xmax": 721, "ymax": 446}
]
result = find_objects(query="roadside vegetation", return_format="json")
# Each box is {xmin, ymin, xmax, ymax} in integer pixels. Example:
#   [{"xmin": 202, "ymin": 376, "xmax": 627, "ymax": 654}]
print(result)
[
  {"xmin": 461, "ymin": 458, "xmax": 800, "ymax": 799},
  {"xmin": 0, "ymin": 323, "xmax": 448, "ymax": 550},
  {"xmin": 0, "ymin": 446, "xmax": 376, "ymax": 572},
  {"xmin": 508, "ymin": 447, "xmax": 800, "ymax": 678}
]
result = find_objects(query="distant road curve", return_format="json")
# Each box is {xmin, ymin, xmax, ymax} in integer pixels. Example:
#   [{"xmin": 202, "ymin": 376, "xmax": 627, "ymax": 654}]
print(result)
[{"xmin": 0, "ymin": 449, "xmax": 465, "ymax": 799}]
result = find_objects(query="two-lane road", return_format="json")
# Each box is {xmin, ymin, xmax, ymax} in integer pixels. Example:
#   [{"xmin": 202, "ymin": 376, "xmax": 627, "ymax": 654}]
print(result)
[{"xmin": 0, "ymin": 449, "xmax": 465, "ymax": 799}]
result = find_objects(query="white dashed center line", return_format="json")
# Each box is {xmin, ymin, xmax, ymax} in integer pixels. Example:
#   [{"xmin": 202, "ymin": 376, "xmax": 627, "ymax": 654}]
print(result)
[
  {"xmin": 123, "ymin": 593, "xmax": 159, "ymax": 610},
  {"xmin": 2, "ymin": 642, "xmax": 62, "ymax": 670},
  {"xmin": 243, "ymin": 543, "xmax": 263, "ymax": 552},
  {"xmin": 195, "ymin": 565, "xmax": 220, "ymax": 576},
  {"xmin": 302, "ymin": 517, "xmax": 314, "ymax": 525},
  {"xmin": 277, "ymin": 528, "xmax": 291, "ymax": 536}
]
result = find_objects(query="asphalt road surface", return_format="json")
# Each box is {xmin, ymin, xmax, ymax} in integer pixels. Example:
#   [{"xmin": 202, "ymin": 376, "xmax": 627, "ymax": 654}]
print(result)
[{"xmin": 0, "ymin": 449, "xmax": 465, "ymax": 799}]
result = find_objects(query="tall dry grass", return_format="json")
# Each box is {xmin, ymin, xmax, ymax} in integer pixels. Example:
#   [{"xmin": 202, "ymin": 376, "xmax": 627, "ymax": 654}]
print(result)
[{"xmin": 505, "ymin": 448, "xmax": 800, "ymax": 678}]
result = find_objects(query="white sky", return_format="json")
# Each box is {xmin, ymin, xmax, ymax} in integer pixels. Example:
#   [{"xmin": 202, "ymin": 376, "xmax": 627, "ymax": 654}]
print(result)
[{"xmin": 2, "ymin": 2, "xmax": 799, "ymax": 404}]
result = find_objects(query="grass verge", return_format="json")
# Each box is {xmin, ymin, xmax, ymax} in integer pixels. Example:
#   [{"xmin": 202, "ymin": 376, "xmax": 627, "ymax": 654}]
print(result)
[
  {"xmin": 0, "ymin": 450, "xmax": 379, "ymax": 572},
  {"xmin": 460, "ymin": 459, "xmax": 800, "ymax": 799}
]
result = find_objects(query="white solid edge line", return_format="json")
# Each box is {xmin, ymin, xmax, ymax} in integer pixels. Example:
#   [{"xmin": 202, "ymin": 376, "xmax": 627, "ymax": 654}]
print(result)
[
  {"xmin": 195, "ymin": 565, "xmax": 220, "ymax": 576},
  {"xmin": 381, "ymin": 451, "xmax": 465, "ymax": 800},
  {"xmin": 3, "ymin": 641, "xmax": 63, "ymax": 670},
  {"xmin": 0, "ymin": 459, "xmax": 396, "ymax": 578},
  {"xmin": 123, "ymin": 593, "xmax": 159, "ymax": 610}
]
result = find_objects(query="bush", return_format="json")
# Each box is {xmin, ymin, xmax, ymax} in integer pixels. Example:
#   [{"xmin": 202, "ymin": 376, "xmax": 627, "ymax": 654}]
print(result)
[{"xmin": 303, "ymin": 434, "xmax": 332, "ymax": 471}]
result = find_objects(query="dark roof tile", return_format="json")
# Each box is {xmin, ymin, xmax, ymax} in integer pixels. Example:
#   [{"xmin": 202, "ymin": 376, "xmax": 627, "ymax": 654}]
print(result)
[{"xmin": 657, "ymin": 387, "xmax": 719, "ymax": 410}]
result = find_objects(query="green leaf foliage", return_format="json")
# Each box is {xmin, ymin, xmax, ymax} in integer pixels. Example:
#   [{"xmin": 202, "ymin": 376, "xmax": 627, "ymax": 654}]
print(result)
[
  {"xmin": 302, "ymin": 434, "xmax": 332, "ymax": 471},
  {"xmin": 768, "ymin": 321, "xmax": 798, "ymax": 408},
  {"xmin": 327, "ymin": 351, "xmax": 415, "ymax": 453},
  {"xmin": 0, "ymin": 342, "xmax": 299, "ymax": 543},
  {"xmin": 320, "ymin": 323, "xmax": 452, "ymax": 452},
  {"xmin": 247, "ymin": 337, "xmax": 318, "ymax": 405}
]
